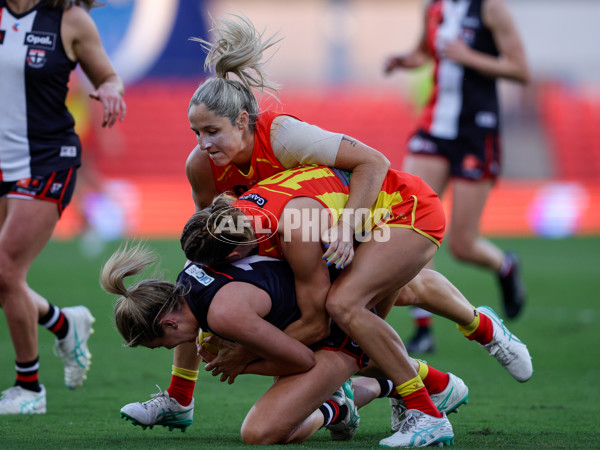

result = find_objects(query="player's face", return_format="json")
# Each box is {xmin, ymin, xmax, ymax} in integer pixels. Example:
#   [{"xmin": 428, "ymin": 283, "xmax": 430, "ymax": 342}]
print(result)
[
  {"xmin": 189, "ymin": 103, "xmax": 245, "ymax": 167},
  {"xmin": 145, "ymin": 315, "xmax": 199, "ymax": 350}
]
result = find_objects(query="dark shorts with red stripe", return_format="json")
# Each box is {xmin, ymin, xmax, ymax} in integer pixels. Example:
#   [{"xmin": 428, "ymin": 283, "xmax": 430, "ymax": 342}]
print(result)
[
  {"xmin": 408, "ymin": 129, "xmax": 501, "ymax": 181},
  {"xmin": 0, "ymin": 167, "xmax": 77, "ymax": 216},
  {"xmin": 314, "ymin": 321, "xmax": 370, "ymax": 369}
]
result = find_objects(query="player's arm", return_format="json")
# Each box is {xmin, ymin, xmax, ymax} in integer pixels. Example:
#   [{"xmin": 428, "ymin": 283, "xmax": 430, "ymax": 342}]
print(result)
[
  {"xmin": 277, "ymin": 198, "xmax": 333, "ymax": 346},
  {"xmin": 444, "ymin": 0, "xmax": 530, "ymax": 83},
  {"xmin": 271, "ymin": 116, "xmax": 390, "ymax": 269},
  {"xmin": 206, "ymin": 282, "xmax": 315, "ymax": 378},
  {"xmin": 186, "ymin": 145, "xmax": 219, "ymax": 211},
  {"xmin": 62, "ymin": 5, "xmax": 126, "ymax": 127}
]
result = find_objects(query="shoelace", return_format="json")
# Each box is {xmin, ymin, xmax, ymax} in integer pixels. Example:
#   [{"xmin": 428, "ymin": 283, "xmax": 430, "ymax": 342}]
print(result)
[
  {"xmin": 0, "ymin": 387, "xmax": 20, "ymax": 401},
  {"xmin": 142, "ymin": 386, "xmax": 171, "ymax": 409},
  {"xmin": 398, "ymin": 412, "xmax": 419, "ymax": 433},
  {"xmin": 488, "ymin": 341, "xmax": 518, "ymax": 364}
]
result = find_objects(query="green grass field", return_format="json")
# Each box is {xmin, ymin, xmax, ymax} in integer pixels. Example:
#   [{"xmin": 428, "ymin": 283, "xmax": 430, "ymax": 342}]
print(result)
[{"xmin": 1, "ymin": 236, "xmax": 599, "ymax": 448}]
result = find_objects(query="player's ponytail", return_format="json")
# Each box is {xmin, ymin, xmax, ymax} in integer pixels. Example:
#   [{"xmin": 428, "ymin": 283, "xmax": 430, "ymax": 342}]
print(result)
[
  {"xmin": 189, "ymin": 14, "xmax": 282, "ymax": 130},
  {"xmin": 100, "ymin": 242, "xmax": 185, "ymax": 347}
]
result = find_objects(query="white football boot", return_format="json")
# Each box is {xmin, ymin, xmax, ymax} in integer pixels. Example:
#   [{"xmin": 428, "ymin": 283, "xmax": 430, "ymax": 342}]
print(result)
[
  {"xmin": 120, "ymin": 386, "xmax": 194, "ymax": 432},
  {"xmin": 324, "ymin": 379, "xmax": 360, "ymax": 441},
  {"xmin": 55, "ymin": 306, "xmax": 95, "ymax": 389},
  {"xmin": 477, "ymin": 306, "xmax": 533, "ymax": 382},
  {"xmin": 380, "ymin": 410, "xmax": 454, "ymax": 447},
  {"xmin": 0, "ymin": 385, "xmax": 46, "ymax": 415},
  {"xmin": 391, "ymin": 372, "xmax": 468, "ymax": 431}
]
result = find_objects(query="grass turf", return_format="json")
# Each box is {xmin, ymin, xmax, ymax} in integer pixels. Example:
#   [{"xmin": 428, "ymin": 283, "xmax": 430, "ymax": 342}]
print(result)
[{"xmin": 0, "ymin": 236, "xmax": 599, "ymax": 448}]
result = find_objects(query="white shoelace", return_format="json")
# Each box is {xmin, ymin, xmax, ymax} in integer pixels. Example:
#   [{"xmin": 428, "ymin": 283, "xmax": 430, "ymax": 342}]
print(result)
[
  {"xmin": 398, "ymin": 412, "xmax": 418, "ymax": 433},
  {"xmin": 488, "ymin": 341, "xmax": 518, "ymax": 364},
  {"xmin": 0, "ymin": 387, "xmax": 20, "ymax": 401},
  {"xmin": 142, "ymin": 386, "xmax": 171, "ymax": 409}
]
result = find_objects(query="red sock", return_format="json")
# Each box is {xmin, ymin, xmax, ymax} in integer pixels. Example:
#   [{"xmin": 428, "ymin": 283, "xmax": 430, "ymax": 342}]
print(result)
[
  {"xmin": 167, "ymin": 375, "xmax": 195, "ymax": 406},
  {"xmin": 402, "ymin": 387, "xmax": 442, "ymax": 418},
  {"xmin": 423, "ymin": 366, "xmax": 450, "ymax": 395},
  {"xmin": 467, "ymin": 313, "xmax": 494, "ymax": 345},
  {"xmin": 415, "ymin": 316, "xmax": 432, "ymax": 328}
]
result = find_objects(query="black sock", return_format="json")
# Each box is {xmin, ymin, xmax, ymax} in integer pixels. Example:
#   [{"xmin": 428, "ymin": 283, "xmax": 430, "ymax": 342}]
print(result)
[
  {"xmin": 15, "ymin": 358, "xmax": 42, "ymax": 392},
  {"xmin": 319, "ymin": 400, "xmax": 347, "ymax": 427},
  {"xmin": 376, "ymin": 378, "xmax": 396, "ymax": 398},
  {"xmin": 39, "ymin": 303, "xmax": 69, "ymax": 339}
]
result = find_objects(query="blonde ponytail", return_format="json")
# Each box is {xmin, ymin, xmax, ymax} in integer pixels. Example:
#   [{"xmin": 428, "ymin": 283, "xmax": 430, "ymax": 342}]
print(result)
[
  {"xmin": 189, "ymin": 14, "xmax": 282, "ymax": 129},
  {"xmin": 100, "ymin": 242, "xmax": 186, "ymax": 347}
]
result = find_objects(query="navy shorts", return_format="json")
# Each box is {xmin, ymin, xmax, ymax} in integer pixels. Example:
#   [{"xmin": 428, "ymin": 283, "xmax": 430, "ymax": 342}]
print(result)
[
  {"xmin": 0, "ymin": 167, "xmax": 77, "ymax": 216},
  {"xmin": 408, "ymin": 129, "xmax": 501, "ymax": 181}
]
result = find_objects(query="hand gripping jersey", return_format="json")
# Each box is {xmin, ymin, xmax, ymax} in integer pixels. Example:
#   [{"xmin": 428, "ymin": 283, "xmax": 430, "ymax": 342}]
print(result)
[
  {"xmin": 208, "ymin": 111, "xmax": 296, "ymax": 197},
  {"xmin": 418, "ymin": 0, "xmax": 500, "ymax": 140},
  {"xmin": 0, "ymin": 2, "xmax": 81, "ymax": 181},
  {"xmin": 176, "ymin": 255, "xmax": 369, "ymax": 365},
  {"xmin": 233, "ymin": 165, "xmax": 446, "ymax": 258}
]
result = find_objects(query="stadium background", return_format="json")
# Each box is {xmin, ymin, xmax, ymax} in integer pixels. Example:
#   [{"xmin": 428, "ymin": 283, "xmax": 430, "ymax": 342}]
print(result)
[
  {"xmin": 55, "ymin": 0, "xmax": 600, "ymax": 243},
  {"xmin": 1, "ymin": 2, "xmax": 599, "ymax": 446}
]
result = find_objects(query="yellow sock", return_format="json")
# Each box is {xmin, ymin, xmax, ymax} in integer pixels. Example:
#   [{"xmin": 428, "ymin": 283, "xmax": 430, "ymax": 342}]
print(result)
[
  {"xmin": 416, "ymin": 360, "xmax": 429, "ymax": 380},
  {"xmin": 172, "ymin": 365, "xmax": 199, "ymax": 382},
  {"xmin": 396, "ymin": 376, "xmax": 425, "ymax": 397},
  {"xmin": 457, "ymin": 308, "xmax": 479, "ymax": 337}
]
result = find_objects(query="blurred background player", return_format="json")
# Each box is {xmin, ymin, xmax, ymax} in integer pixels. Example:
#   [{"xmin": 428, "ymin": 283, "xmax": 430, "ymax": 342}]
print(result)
[
  {"xmin": 0, "ymin": 0, "xmax": 125, "ymax": 414},
  {"xmin": 383, "ymin": 0, "xmax": 530, "ymax": 353}
]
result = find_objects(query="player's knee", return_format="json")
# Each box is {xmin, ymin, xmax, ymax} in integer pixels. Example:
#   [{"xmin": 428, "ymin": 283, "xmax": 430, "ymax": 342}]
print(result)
[
  {"xmin": 326, "ymin": 295, "xmax": 358, "ymax": 329},
  {"xmin": 241, "ymin": 420, "xmax": 284, "ymax": 445},
  {"xmin": 0, "ymin": 255, "xmax": 20, "ymax": 295},
  {"xmin": 447, "ymin": 238, "xmax": 473, "ymax": 261},
  {"xmin": 325, "ymin": 296, "xmax": 345, "ymax": 324}
]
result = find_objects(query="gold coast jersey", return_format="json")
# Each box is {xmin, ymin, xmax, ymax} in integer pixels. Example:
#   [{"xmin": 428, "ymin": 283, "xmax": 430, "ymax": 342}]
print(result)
[{"xmin": 233, "ymin": 165, "xmax": 446, "ymax": 258}]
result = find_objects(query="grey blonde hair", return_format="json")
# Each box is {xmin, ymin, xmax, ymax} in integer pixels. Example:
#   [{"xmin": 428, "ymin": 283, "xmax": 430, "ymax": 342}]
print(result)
[
  {"xmin": 100, "ymin": 242, "xmax": 188, "ymax": 347},
  {"xmin": 189, "ymin": 14, "xmax": 282, "ymax": 130},
  {"xmin": 181, "ymin": 194, "xmax": 256, "ymax": 265}
]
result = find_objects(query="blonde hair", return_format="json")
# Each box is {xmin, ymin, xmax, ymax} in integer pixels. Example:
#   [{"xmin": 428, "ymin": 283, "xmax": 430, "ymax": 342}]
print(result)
[
  {"xmin": 189, "ymin": 14, "xmax": 282, "ymax": 130},
  {"xmin": 181, "ymin": 194, "xmax": 256, "ymax": 265},
  {"xmin": 100, "ymin": 242, "xmax": 188, "ymax": 347}
]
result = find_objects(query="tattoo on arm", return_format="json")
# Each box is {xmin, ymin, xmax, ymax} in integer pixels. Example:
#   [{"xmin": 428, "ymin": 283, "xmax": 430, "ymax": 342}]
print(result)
[{"xmin": 342, "ymin": 136, "xmax": 358, "ymax": 147}]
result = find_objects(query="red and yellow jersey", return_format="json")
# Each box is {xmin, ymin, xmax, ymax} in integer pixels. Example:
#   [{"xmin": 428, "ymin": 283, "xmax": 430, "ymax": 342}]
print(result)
[
  {"xmin": 208, "ymin": 111, "xmax": 296, "ymax": 197},
  {"xmin": 233, "ymin": 165, "xmax": 446, "ymax": 258}
]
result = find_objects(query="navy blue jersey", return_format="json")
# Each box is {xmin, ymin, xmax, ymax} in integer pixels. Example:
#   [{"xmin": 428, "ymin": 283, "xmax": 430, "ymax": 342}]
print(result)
[
  {"xmin": 177, "ymin": 255, "xmax": 369, "ymax": 367},
  {"xmin": 0, "ymin": 2, "xmax": 81, "ymax": 181},
  {"xmin": 176, "ymin": 255, "xmax": 301, "ymax": 335}
]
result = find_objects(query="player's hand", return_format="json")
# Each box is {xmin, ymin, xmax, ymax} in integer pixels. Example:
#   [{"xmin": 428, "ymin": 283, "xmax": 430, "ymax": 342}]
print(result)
[
  {"xmin": 321, "ymin": 220, "xmax": 355, "ymax": 269},
  {"xmin": 197, "ymin": 346, "xmax": 216, "ymax": 363},
  {"xmin": 383, "ymin": 55, "xmax": 406, "ymax": 75},
  {"xmin": 438, "ymin": 39, "xmax": 471, "ymax": 64},
  {"xmin": 89, "ymin": 82, "xmax": 126, "ymax": 128},
  {"xmin": 203, "ymin": 340, "xmax": 253, "ymax": 384}
]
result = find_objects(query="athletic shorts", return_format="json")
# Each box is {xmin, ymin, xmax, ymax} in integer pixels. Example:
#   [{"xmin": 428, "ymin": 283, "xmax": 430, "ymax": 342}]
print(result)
[
  {"xmin": 408, "ymin": 129, "xmax": 501, "ymax": 181},
  {"xmin": 365, "ymin": 169, "xmax": 446, "ymax": 246},
  {"xmin": 0, "ymin": 167, "xmax": 77, "ymax": 216},
  {"xmin": 314, "ymin": 321, "xmax": 370, "ymax": 369}
]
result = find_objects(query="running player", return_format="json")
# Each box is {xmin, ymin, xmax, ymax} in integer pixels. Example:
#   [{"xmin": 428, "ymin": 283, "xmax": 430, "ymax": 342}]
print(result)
[
  {"xmin": 384, "ymin": 0, "xmax": 530, "ymax": 353},
  {"xmin": 0, "ymin": 0, "xmax": 125, "ymax": 414}
]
